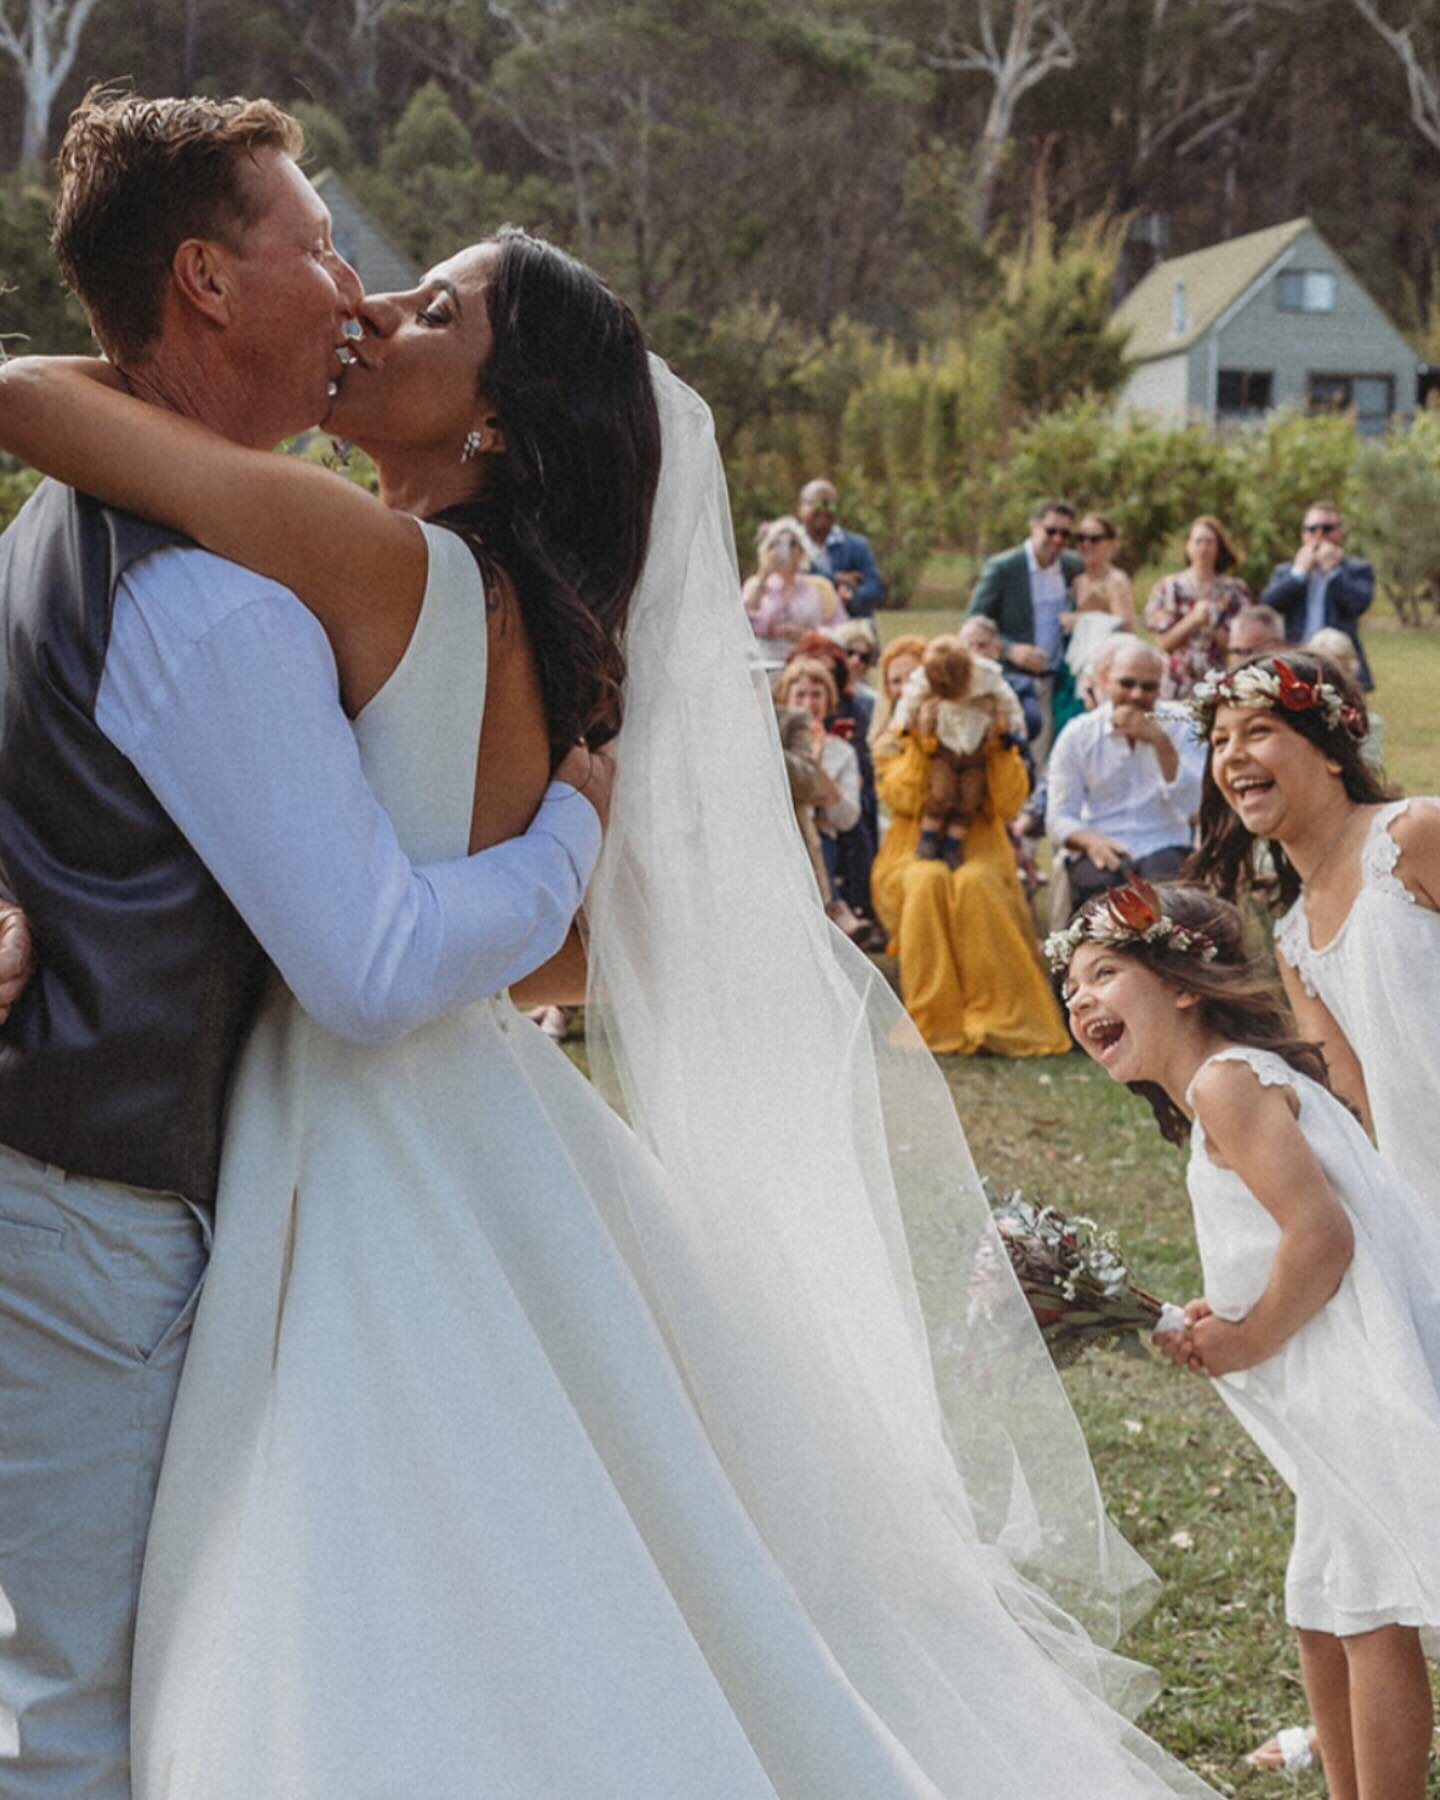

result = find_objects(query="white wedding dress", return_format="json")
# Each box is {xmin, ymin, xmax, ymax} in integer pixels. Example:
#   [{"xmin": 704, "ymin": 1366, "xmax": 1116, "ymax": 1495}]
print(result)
[{"xmin": 132, "ymin": 386, "xmax": 1216, "ymax": 1797}]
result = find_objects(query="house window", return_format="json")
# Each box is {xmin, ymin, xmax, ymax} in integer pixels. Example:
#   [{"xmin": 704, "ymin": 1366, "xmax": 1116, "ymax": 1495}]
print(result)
[
  {"xmin": 1275, "ymin": 270, "xmax": 1338, "ymax": 313},
  {"xmin": 1308, "ymin": 373, "xmax": 1395, "ymax": 435},
  {"xmin": 1171, "ymin": 278, "xmax": 1186, "ymax": 335},
  {"xmin": 1217, "ymin": 369, "xmax": 1274, "ymax": 416}
]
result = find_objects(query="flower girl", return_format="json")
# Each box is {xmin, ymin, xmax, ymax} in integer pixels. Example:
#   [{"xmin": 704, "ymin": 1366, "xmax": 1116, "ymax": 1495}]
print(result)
[{"xmin": 1049, "ymin": 879, "xmax": 1440, "ymax": 1800}]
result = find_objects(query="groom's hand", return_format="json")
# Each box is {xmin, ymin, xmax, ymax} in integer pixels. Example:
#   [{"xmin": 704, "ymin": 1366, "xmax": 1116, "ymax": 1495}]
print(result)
[
  {"xmin": 0, "ymin": 902, "xmax": 33, "ymax": 1023},
  {"xmin": 555, "ymin": 743, "xmax": 617, "ymax": 833}
]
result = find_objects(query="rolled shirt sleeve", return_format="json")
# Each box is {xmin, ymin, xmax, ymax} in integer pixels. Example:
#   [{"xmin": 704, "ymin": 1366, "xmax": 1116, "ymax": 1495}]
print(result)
[{"xmin": 97, "ymin": 552, "xmax": 599, "ymax": 1043}]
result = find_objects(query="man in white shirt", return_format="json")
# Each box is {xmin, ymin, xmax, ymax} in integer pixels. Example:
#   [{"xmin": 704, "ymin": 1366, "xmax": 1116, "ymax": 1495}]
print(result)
[
  {"xmin": 1045, "ymin": 636, "xmax": 1204, "ymax": 915},
  {"xmin": 0, "ymin": 92, "xmax": 608, "ymax": 1797}
]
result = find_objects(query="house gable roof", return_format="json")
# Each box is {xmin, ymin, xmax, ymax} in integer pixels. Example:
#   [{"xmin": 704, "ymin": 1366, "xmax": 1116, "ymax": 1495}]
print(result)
[
  {"xmin": 312, "ymin": 168, "xmax": 419, "ymax": 296},
  {"xmin": 1113, "ymin": 217, "xmax": 1313, "ymax": 365}
]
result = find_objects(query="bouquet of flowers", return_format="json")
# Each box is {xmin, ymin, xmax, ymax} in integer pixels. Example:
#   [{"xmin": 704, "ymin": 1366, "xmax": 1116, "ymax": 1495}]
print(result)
[{"xmin": 988, "ymin": 1186, "xmax": 1176, "ymax": 1366}]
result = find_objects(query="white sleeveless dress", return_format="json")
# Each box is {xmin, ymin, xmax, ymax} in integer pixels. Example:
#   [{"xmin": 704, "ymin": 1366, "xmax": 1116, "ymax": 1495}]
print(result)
[
  {"xmin": 131, "ymin": 525, "xmax": 1211, "ymax": 1798},
  {"xmin": 1187, "ymin": 1046, "xmax": 1440, "ymax": 1642},
  {"xmin": 1274, "ymin": 797, "xmax": 1440, "ymax": 1211}
]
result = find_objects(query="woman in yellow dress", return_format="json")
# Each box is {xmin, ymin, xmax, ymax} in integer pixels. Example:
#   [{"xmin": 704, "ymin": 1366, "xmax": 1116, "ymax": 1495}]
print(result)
[{"xmin": 872, "ymin": 698, "xmax": 1070, "ymax": 1058}]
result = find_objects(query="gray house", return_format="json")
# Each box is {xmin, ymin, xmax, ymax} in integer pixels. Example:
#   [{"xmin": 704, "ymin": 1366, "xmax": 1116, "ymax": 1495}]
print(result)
[
  {"xmin": 311, "ymin": 169, "xmax": 419, "ymax": 297},
  {"xmin": 1111, "ymin": 217, "xmax": 1418, "ymax": 435}
]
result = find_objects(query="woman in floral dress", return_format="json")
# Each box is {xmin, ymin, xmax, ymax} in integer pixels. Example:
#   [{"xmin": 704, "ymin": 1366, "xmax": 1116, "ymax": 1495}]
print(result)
[{"xmin": 1143, "ymin": 515, "xmax": 1251, "ymax": 700}]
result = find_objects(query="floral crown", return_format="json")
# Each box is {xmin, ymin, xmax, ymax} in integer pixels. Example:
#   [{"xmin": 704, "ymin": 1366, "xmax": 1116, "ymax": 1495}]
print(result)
[
  {"xmin": 1043, "ymin": 878, "xmax": 1219, "ymax": 974},
  {"xmin": 1188, "ymin": 657, "xmax": 1366, "ymax": 741}
]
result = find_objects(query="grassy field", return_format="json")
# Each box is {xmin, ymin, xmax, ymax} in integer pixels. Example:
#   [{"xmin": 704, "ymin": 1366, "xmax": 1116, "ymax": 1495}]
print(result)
[
  {"xmin": 882, "ymin": 579, "xmax": 1440, "ymax": 1793},
  {"xmin": 567, "ymin": 594, "xmax": 1435, "ymax": 1789}
]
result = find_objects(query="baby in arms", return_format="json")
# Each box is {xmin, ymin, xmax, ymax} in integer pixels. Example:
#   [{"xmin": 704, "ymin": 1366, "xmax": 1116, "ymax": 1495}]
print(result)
[{"xmin": 893, "ymin": 635, "xmax": 1026, "ymax": 867}]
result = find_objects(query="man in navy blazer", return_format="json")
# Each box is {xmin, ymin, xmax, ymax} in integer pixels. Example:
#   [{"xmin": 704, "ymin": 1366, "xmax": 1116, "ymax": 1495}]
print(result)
[
  {"xmin": 796, "ymin": 479, "xmax": 887, "ymax": 619},
  {"xmin": 1258, "ymin": 500, "xmax": 1374, "ymax": 689}
]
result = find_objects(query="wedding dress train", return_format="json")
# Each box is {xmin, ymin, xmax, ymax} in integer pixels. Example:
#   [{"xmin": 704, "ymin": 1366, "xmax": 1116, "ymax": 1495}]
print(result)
[{"xmin": 132, "ymin": 386, "xmax": 1214, "ymax": 1798}]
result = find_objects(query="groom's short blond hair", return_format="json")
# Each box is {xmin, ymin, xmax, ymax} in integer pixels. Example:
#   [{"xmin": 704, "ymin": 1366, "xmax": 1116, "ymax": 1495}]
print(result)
[{"xmin": 53, "ymin": 85, "xmax": 304, "ymax": 364}]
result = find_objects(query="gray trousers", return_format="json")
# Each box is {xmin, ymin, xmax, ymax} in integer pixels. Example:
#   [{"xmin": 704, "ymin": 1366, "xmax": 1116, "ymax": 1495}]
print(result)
[{"xmin": 0, "ymin": 1146, "xmax": 210, "ymax": 1796}]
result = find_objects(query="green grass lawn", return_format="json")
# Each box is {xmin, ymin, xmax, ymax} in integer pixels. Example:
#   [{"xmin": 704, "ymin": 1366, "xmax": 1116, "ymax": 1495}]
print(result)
[
  {"xmin": 567, "ymin": 584, "xmax": 1437, "ymax": 1787},
  {"xmin": 876, "ymin": 571, "xmax": 1440, "ymax": 1790}
]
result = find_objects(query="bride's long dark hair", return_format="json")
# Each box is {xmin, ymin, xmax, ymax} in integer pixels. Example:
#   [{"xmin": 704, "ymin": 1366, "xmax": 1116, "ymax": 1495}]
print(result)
[{"xmin": 432, "ymin": 227, "xmax": 661, "ymax": 767}]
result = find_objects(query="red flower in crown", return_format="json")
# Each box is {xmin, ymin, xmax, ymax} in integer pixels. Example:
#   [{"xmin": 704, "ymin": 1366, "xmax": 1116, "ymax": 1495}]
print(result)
[
  {"xmin": 1106, "ymin": 877, "xmax": 1161, "ymax": 935},
  {"xmin": 1271, "ymin": 658, "xmax": 1318, "ymax": 714}
]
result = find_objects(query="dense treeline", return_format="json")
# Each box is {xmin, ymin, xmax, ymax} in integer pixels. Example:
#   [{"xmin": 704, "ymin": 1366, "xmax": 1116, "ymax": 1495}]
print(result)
[{"xmin": 5, "ymin": 0, "xmax": 1440, "ymax": 606}]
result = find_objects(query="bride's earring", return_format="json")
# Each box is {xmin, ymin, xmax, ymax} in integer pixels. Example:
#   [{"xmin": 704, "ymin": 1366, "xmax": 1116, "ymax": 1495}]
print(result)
[{"xmin": 461, "ymin": 430, "xmax": 484, "ymax": 463}]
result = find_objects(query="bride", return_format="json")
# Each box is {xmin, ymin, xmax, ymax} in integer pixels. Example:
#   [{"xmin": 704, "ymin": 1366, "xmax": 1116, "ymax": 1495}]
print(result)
[{"xmin": 0, "ymin": 231, "xmax": 1214, "ymax": 1797}]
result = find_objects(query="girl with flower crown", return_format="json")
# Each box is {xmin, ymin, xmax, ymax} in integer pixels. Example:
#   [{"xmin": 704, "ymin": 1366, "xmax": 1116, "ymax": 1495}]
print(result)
[
  {"xmin": 1186, "ymin": 654, "xmax": 1440, "ymax": 1221},
  {"xmin": 1051, "ymin": 879, "xmax": 1440, "ymax": 1800}
]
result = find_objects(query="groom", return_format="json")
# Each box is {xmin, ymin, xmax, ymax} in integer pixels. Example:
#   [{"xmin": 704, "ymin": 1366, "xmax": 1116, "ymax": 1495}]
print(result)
[{"xmin": 0, "ymin": 89, "xmax": 608, "ymax": 1796}]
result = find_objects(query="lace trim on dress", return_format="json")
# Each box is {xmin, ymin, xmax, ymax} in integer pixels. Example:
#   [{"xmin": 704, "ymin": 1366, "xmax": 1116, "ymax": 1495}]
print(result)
[
  {"xmin": 1363, "ymin": 798, "xmax": 1420, "ymax": 904},
  {"xmin": 1274, "ymin": 902, "xmax": 1318, "ymax": 997},
  {"xmin": 1186, "ymin": 1046, "xmax": 1298, "ymax": 1158}
]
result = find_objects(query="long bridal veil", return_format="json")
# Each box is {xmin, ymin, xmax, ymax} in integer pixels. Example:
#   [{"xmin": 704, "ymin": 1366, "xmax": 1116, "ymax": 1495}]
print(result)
[{"xmin": 584, "ymin": 362, "xmax": 1213, "ymax": 1795}]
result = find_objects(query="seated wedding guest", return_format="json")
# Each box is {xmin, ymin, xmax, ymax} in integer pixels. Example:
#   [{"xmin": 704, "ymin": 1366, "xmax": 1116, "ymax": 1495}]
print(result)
[
  {"xmin": 792, "ymin": 629, "xmax": 879, "ymax": 908},
  {"xmin": 1306, "ymin": 627, "xmax": 1384, "ymax": 770},
  {"xmin": 1045, "ymin": 635, "xmax": 1204, "ymax": 914},
  {"xmin": 796, "ymin": 478, "xmax": 887, "ymax": 618},
  {"xmin": 773, "ymin": 658, "xmax": 870, "ymax": 939},
  {"xmin": 774, "ymin": 695, "xmax": 831, "ymax": 901},
  {"xmin": 871, "ymin": 656, "xmax": 1069, "ymax": 1057},
  {"xmin": 1227, "ymin": 602, "xmax": 1285, "ymax": 666},
  {"xmin": 1143, "ymin": 514, "xmax": 1251, "ymax": 700},
  {"xmin": 870, "ymin": 632, "xmax": 928, "ymax": 755},
  {"xmin": 1055, "ymin": 512, "xmax": 1134, "ymax": 731},
  {"xmin": 743, "ymin": 515, "xmax": 843, "ymax": 661}
]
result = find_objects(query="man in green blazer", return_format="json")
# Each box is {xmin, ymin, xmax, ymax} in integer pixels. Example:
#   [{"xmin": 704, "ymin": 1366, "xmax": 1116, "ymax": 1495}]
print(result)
[{"xmin": 965, "ymin": 499, "xmax": 1082, "ymax": 763}]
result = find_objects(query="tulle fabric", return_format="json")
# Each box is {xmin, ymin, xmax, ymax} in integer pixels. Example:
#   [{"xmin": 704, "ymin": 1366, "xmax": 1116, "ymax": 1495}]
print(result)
[{"xmin": 581, "ymin": 363, "xmax": 1215, "ymax": 1792}]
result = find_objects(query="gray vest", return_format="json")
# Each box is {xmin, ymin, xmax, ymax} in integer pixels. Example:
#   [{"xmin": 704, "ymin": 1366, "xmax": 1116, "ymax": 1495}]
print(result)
[{"xmin": 0, "ymin": 480, "xmax": 268, "ymax": 1202}]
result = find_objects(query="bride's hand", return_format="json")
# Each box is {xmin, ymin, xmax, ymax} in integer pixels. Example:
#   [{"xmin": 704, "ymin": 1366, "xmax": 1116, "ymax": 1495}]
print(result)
[{"xmin": 555, "ymin": 743, "xmax": 617, "ymax": 833}]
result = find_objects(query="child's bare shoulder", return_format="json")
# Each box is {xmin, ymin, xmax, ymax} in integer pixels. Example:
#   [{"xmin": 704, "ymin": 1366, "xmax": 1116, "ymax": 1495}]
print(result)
[{"xmin": 1190, "ymin": 1055, "xmax": 1300, "ymax": 1134}]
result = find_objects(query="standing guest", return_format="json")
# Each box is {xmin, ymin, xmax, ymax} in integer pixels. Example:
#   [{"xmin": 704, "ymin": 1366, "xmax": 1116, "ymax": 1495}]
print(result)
[
  {"xmin": 1259, "ymin": 501, "xmax": 1375, "ymax": 690},
  {"xmin": 1226, "ymin": 603, "xmax": 1286, "ymax": 667},
  {"xmin": 966, "ymin": 499, "xmax": 1082, "ymax": 764},
  {"xmin": 1143, "ymin": 515, "xmax": 1251, "ymax": 700},
  {"xmin": 789, "ymin": 630, "xmax": 879, "ymax": 931},
  {"xmin": 1045, "ymin": 636, "xmax": 1205, "ymax": 913},
  {"xmin": 742, "ymin": 514, "xmax": 843, "ymax": 659},
  {"xmin": 1056, "ymin": 512, "xmax": 1135, "ymax": 731},
  {"xmin": 870, "ymin": 632, "xmax": 928, "ymax": 753},
  {"xmin": 796, "ymin": 478, "xmax": 887, "ymax": 619}
]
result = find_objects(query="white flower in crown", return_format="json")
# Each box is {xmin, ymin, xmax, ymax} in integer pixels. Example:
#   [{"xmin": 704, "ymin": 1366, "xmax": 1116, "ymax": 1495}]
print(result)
[
  {"xmin": 1189, "ymin": 658, "xmax": 1363, "ymax": 740},
  {"xmin": 1043, "ymin": 878, "xmax": 1219, "ymax": 974}
]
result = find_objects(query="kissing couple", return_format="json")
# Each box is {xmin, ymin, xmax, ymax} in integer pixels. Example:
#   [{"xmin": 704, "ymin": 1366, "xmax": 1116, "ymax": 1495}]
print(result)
[{"xmin": 0, "ymin": 86, "xmax": 1215, "ymax": 1799}]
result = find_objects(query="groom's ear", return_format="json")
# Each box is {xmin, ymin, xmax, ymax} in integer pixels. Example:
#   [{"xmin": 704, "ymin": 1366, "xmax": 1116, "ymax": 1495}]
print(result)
[{"xmin": 169, "ymin": 237, "xmax": 235, "ymax": 329}]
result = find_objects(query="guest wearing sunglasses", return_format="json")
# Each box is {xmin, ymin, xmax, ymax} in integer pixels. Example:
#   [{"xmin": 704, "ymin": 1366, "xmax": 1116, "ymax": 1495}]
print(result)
[
  {"xmin": 1143, "ymin": 514, "xmax": 1252, "ymax": 701},
  {"xmin": 965, "ymin": 499, "xmax": 1082, "ymax": 766},
  {"xmin": 1054, "ymin": 512, "xmax": 1136, "ymax": 731},
  {"xmin": 1258, "ymin": 500, "xmax": 1375, "ymax": 689},
  {"xmin": 1045, "ymin": 636, "xmax": 1205, "ymax": 915}
]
